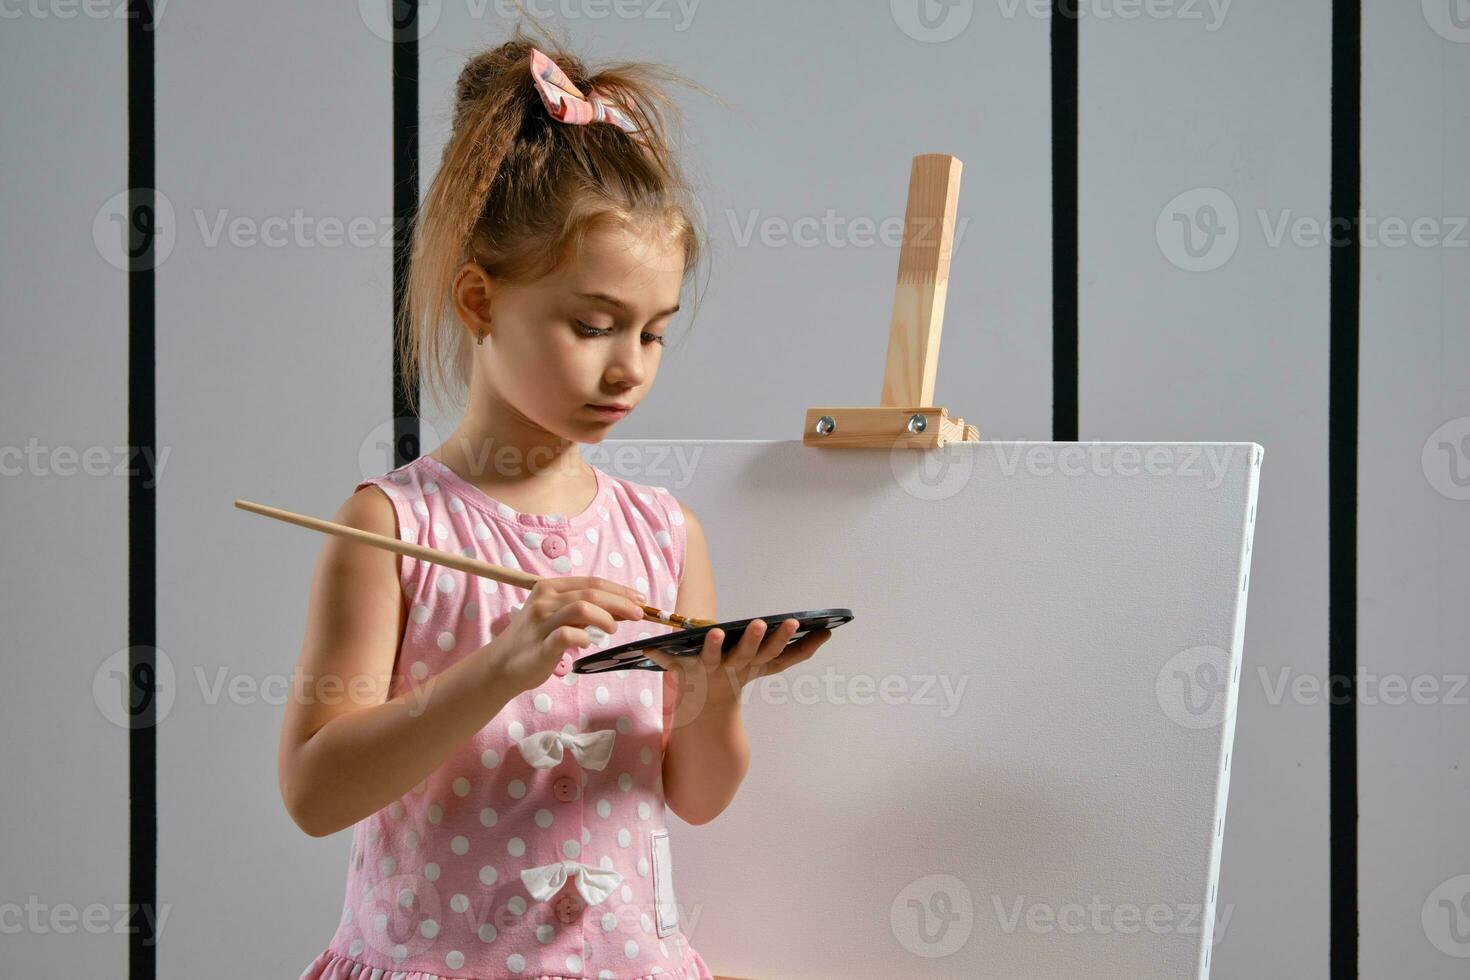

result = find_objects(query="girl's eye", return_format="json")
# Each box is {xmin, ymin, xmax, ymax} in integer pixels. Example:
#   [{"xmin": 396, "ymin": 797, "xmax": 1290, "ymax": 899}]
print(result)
[{"xmin": 575, "ymin": 321, "xmax": 666, "ymax": 347}]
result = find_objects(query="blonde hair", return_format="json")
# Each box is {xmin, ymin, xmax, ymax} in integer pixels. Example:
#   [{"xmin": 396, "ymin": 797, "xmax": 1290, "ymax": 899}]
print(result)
[{"xmin": 399, "ymin": 25, "xmax": 708, "ymax": 418}]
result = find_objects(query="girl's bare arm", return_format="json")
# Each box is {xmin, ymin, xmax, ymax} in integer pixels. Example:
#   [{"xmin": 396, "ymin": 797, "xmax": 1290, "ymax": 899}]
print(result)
[{"xmin": 276, "ymin": 485, "xmax": 521, "ymax": 838}]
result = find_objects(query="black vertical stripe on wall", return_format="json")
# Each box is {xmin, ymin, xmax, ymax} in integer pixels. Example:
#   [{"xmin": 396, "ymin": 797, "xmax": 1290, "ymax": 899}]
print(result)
[
  {"xmin": 1051, "ymin": 1, "xmax": 1079, "ymax": 442},
  {"xmin": 1328, "ymin": 0, "xmax": 1361, "ymax": 975},
  {"xmin": 393, "ymin": 7, "xmax": 420, "ymax": 466},
  {"xmin": 126, "ymin": 2, "xmax": 157, "ymax": 977}
]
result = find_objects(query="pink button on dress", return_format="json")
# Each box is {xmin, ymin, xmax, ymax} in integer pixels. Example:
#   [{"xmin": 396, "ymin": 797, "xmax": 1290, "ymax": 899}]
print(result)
[{"xmin": 297, "ymin": 453, "xmax": 713, "ymax": 980}]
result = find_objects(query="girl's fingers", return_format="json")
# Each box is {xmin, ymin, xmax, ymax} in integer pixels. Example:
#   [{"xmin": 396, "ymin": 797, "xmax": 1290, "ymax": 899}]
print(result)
[{"xmin": 751, "ymin": 618, "xmax": 801, "ymax": 665}]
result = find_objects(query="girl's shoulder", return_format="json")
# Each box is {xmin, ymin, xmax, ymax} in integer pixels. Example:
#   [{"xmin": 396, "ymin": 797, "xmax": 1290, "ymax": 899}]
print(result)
[{"xmin": 597, "ymin": 466, "xmax": 689, "ymax": 583}]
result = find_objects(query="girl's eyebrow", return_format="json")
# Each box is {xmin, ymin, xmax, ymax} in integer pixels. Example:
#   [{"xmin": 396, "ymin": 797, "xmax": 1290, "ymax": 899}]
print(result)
[{"xmin": 575, "ymin": 291, "xmax": 680, "ymax": 318}]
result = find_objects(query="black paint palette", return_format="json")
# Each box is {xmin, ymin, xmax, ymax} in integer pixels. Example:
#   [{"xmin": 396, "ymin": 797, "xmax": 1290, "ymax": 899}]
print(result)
[{"xmin": 571, "ymin": 608, "xmax": 855, "ymax": 674}]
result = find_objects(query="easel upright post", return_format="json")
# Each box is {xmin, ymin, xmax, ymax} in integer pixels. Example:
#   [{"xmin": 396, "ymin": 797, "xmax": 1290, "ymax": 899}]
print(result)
[{"xmin": 803, "ymin": 153, "xmax": 980, "ymax": 449}]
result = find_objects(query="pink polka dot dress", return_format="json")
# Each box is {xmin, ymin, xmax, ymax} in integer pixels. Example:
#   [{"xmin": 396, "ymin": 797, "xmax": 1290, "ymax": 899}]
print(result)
[{"xmin": 297, "ymin": 453, "xmax": 714, "ymax": 980}]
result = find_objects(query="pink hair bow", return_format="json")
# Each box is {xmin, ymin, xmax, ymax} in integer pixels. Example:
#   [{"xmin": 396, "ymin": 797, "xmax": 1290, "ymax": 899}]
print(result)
[{"xmin": 529, "ymin": 47, "xmax": 640, "ymax": 136}]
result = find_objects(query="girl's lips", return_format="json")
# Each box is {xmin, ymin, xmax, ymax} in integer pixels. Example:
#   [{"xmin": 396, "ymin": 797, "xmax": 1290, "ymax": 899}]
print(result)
[{"xmin": 587, "ymin": 404, "xmax": 630, "ymax": 418}]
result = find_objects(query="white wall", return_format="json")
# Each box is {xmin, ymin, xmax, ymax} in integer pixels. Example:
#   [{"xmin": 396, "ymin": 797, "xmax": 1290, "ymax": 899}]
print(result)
[{"xmin": 1, "ymin": 1, "xmax": 1465, "ymax": 976}]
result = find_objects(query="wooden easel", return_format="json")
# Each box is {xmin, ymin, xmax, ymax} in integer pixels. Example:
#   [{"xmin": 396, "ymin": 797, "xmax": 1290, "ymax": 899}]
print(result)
[{"xmin": 802, "ymin": 153, "xmax": 979, "ymax": 449}]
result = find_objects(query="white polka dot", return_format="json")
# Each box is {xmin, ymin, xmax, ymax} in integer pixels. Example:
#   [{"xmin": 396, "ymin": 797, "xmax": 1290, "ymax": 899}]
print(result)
[
  {"xmin": 500, "ymin": 551, "xmax": 520, "ymax": 569},
  {"xmin": 424, "ymin": 862, "xmax": 440, "ymax": 881},
  {"xmin": 655, "ymin": 530, "xmax": 672, "ymax": 548},
  {"xmin": 411, "ymin": 604, "xmax": 431, "ymax": 624},
  {"xmin": 523, "ymin": 531, "xmax": 543, "ymax": 548},
  {"xmin": 410, "ymin": 661, "xmax": 428, "ymax": 680},
  {"xmin": 373, "ymin": 912, "xmax": 387, "ymax": 930},
  {"xmin": 599, "ymin": 855, "xmax": 613, "ymax": 869},
  {"xmin": 552, "ymin": 555, "xmax": 572, "ymax": 573},
  {"xmin": 423, "ymin": 480, "xmax": 439, "ymax": 495},
  {"xmin": 639, "ymin": 688, "xmax": 654, "ymax": 708},
  {"xmin": 508, "ymin": 721, "xmax": 524, "ymax": 740},
  {"xmin": 641, "ymin": 913, "xmax": 653, "ymax": 933},
  {"xmin": 507, "ymin": 837, "xmax": 525, "ymax": 856},
  {"xmin": 567, "ymin": 953, "xmax": 584, "ymax": 972},
  {"xmin": 625, "ymin": 939, "xmax": 640, "ymax": 958},
  {"xmin": 474, "ymin": 520, "xmax": 491, "ymax": 540},
  {"xmin": 506, "ymin": 952, "xmax": 526, "ymax": 972},
  {"xmin": 480, "ymin": 865, "xmax": 498, "ymax": 885},
  {"xmin": 479, "ymin": 922, "xmax": 498, "ymax": 942},
  {"xmin": 596, "ymin": 686, "xmax": 610, "ymax": 705},
  {"xmin": 637, "ymin": 857, "xmax": 649, "ymax": 876},
  {"xmin": 452, "ymin": 777, "xmax": 470, "ymax": 796},
  {"xmin": 420, "ymin": 919, "xmax": 439, "ymax": 939},
  {"xmin": 534, "ymin": 693, "xmax": 552, "ymax": 712},
  {"xmin": 349, "ymin": 938, "xmax": 363, "ymax": 956},
  {"xmin": 405, "ymin": 830, "xmax": 419, "ymax": 850},
  {"xmin": 379, "ymin": 856, "xmax": 396, "ymax": 875},
  {"xmin": 601, "ymin": 912, "xmax": 618, "ymax": 931},
  {"xmin": 463, "ymin": 601, "xmax": 479, "ymax": 621},
  {"xmin": 413, "ymin": 500, "xmax": 430, "ymax": 518},
  {"xmin": 621, "ymin": 529, "xmax": 636, "ymax": 544},
  {"xmin": 617, "ymin": 828, "xmax": 631, "ymax": 847},
  {"xmin": 450, "ymin": 893, "xmax": 469, "ymax": 913},
  {"xmin": 609, "ymin": 551, "xmax": 625, "ymax": 568},
  {"xmin": 436, "ymin": 573, "xmax": 455, "ymax": 594},
  {"xmin": 635, "ymin": 576, "xmax": 649, "ymax": 595},
  {"xmin": 640, "ymin": 747, "xmax": 652, "ymax": 765},
  {"xmin": 670, "ymin": 507, "xmax": 684, "ymax": 526},
  {"xmin": 621, "ymin": 885, "xmax": 633, "ymax": 902},
  {"xmin": 596, "ymin": 798, "xmax": 611, "ymax": 818},
  {"xmin": 618, "ymin": 773, "xmax": 633, "ymax": 791},
  {"xmin": 586, "ymin": 527, "xmax": 600, "ymax": 544},
  {"xmin": 638, "ymin": 802, "xmax": 651, "ymax": 820},
  {"xmin": 535, "ymin": 809, "xmax": 553, "ymax": 828},
  {"xmin": 482, "ymin": 748, "xmax": 500, "ymax": 768},
  {"xmin": 428, "ymin": 804, "xmax": 442, "ymax": 824},
  {"xmin": 451, "ymin": 835, "xmax": 469, "ymax": 855},
  {"xmin": 508, "ymin": 779, "xmax": 526, "ymax": 799},
  {"xmin": 448, "ymin": 497, "xmax": 465, "ymax": 513},
  {"xmin": 432, "ymin": 521, "xmax": 448, "ymax": 541},
  {"xmin": 508, "ymin": 896, "xmax": 526, "ymax": 915},
  {"xmin": 564, "ymin": 839, "xmax": 581, "ymax": 858},
  {"xmin": 536, "ymin": 924, "xmax": 554, "ymax": 943},
  {"xmin": 480, "ymin": 807, "xmax": 498, "ymax": 827},
  {"xmin": 445, "ymin": 951, "xmax": 464, "ymax": 969},
  {"xmin": 388, "ymin": 801, "xmax": 404, "ymax": 819},
  {"xmin": 616, "ymin": 717, "xmax": 632, "ymax": 734},
  {"xmin": 437, "ymin": 631, "xmax": 455, "ymax": 651}
]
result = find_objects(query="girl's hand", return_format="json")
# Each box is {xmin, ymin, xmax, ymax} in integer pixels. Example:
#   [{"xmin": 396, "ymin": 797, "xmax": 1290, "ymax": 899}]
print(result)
[
  {"xmin": 647, "ymin": 618, "xmax": 834, "ymax": 708},
  {"xmin": 479, "ymin": 576, "xmax": 646, "ymax": 696}
]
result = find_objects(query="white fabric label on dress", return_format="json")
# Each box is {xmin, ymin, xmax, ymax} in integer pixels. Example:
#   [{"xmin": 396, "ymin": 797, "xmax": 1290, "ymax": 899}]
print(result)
[{"xmin": 650, "ymin": 828, "xmax": 678, "ymax": 937}]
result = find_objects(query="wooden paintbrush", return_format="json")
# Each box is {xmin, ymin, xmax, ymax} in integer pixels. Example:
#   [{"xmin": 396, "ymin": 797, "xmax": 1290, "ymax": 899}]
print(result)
[{"xmin": 234, "ymin": 498, "xmax": 715, "ymax": 631}]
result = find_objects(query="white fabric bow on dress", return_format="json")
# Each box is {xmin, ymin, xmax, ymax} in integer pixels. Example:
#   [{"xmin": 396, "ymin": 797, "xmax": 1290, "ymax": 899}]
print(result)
[
  {"xmin": 521, "ymin": 860, "xmax": 624, "ymax": 906},
  {"xmin": 516, "ymin": 728, "xmax": 616, "ymax": 771}
]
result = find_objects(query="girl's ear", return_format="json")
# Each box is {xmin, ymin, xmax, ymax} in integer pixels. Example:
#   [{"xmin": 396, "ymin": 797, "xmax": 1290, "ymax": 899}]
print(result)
[{"xmin": 451, "ymin": 261, "xmax": 496, "ymax": 337}]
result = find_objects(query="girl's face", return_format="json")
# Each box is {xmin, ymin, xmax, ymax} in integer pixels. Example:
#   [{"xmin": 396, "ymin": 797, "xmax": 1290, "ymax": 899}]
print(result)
[{"xmin": 473, "ymin": 218, "xmax": 686, "ymax": 443}]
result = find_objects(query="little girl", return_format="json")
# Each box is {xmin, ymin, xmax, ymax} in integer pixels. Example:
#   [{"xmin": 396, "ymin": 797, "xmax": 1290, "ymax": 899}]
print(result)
[{"xmin": 280, "ymin": 31, "xmax": 833, "ymax": 980}]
